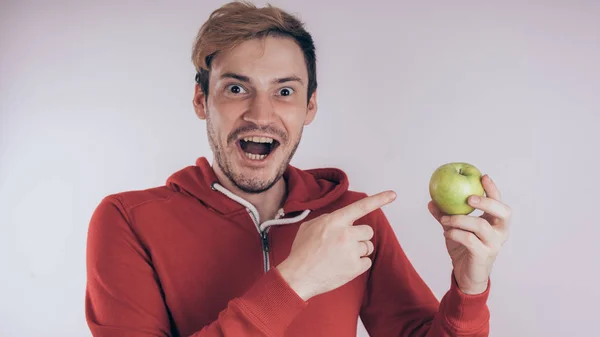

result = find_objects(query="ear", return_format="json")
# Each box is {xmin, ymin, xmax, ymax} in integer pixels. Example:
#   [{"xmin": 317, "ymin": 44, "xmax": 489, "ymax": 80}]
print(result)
[
  {"xmin": 193, "ymin": 84, "xmax": 207, "ymax": 120},
  {"xmin": 304, "ymin": 89, "xmax": 318, "ymax": 125}
]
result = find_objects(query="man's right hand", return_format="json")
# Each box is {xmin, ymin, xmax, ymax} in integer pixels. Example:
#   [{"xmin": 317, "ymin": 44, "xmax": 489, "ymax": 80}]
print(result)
[{"xmin": 276, "ymin": 190, "xmax": 397, "ymax": 301}]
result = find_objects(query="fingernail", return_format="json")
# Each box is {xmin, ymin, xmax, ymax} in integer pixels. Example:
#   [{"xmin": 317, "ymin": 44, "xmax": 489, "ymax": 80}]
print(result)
[
  {"xmin": 440, "ymin": 216, "xmax": 449, "ymax": 223},
  {"xmin": 470, "ymin": 196, "xmax": 480, "ymax": 204}
]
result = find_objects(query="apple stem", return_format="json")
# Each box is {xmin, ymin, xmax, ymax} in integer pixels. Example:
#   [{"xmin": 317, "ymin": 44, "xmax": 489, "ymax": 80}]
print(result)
[{"xmin": 459, "ymin": 168, "xmax": 463, "ymax": 175}]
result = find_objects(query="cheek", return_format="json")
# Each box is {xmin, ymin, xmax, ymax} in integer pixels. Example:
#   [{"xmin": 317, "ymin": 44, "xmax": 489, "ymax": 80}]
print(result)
[
  {"xmin": 209, "ymin": 102, "xmax": 247, "ymax": 139},
  {"xmin": 278, "ymin": 104, "xmax": 309, "ymax": 133}
]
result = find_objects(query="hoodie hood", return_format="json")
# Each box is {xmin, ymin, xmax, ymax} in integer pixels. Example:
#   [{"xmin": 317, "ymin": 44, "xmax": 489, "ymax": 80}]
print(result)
[{"xmin": 166, "ymin": 157, "xmax": 349, "ymax": 217}]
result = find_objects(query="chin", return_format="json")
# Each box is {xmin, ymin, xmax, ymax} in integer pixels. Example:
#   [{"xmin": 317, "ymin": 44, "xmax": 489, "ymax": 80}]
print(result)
[
  {"xmin": 229, "ymin": 166, "xmax": 282, "ymax": 194},
  {"xmin": 221, "ymin": 147, "xmax": 286, "ymax": 194},
  {"xmin": 215, "ymin": 133, "xmax": 297, "ymax": 193}
]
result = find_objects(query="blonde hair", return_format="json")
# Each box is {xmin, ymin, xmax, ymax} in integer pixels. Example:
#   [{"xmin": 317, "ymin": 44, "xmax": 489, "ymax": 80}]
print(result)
[{"xmin": 191, "ymin": 1, "xmax": 317, "ymax": 102}]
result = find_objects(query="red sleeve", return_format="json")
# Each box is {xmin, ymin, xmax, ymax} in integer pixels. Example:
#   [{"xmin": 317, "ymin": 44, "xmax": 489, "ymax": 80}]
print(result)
[
  {"xmin": 85, "ymin": 196, "xmax": 307, "ymax": 337},
  {"xmin": 359, "ymin": 208, "xmax": 490, "ymax": 336}
]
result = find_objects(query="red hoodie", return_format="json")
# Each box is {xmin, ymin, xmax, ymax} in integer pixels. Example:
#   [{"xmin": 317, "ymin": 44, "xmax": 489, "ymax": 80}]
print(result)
[{"xmin": 85, "ymin": 157, "xmax": 490, "ymax": 337}]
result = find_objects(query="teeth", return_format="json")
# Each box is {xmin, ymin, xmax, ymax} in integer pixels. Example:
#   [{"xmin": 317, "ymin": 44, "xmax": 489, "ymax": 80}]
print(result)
[
  {"xmin": 244, "ymin": 152, "xmax": 267, "ymax": 160},
  {"xmin": 243, "ymin": 136, "xmax": 274, "ymax": 144}
]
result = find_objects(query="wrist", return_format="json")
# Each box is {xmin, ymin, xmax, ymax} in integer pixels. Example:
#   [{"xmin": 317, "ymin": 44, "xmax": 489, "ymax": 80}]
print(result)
[
  {"xmin": 460, "ymin": 284, "xmax": 488, "ymax": 295},
  {"xmin": 276, "ymin": 261, "xmax": 313, "ymax": 301},
  {"xmin": 443, "ymin": 272, "xmax": 491, "ymax": 329},
  {"xmin": 456, "ymin": 277, "xmax": 489, "ymax": 295}
]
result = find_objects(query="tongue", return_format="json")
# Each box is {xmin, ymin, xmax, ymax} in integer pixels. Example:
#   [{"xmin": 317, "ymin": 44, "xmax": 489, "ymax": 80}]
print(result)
[{"xmin": 241, "ymin": 141, "xmax": 270, "ymax": 155}]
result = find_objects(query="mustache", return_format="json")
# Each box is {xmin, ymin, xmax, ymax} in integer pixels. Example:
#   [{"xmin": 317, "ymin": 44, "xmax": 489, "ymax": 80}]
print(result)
[{"xmin": 227, "ymin": 125, "xmax": 288, "ymax": 144}]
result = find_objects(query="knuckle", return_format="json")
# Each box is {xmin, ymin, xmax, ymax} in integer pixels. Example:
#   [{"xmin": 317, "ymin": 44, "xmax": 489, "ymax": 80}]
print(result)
[
  {"xmin": 467, "ymin": 232, "xmax": 478, "ymax": 246},
  {"xmin": 489, "ymin": 241, "xmax": 502, "ymax": 255},
  {"xmin": 447, "ymin": 216, "xmax": 458, "ymax": 226},
  {"xmin": 360, "ymin": 257, "xmax": 372, "ymax": 271},
  {"xmin": 452, "ymin": 216, "xmax": 464, "ymax": 228},
  {"xmin": 337, "ymin": 230, "xmax": 349, "ymax": 243},
  {"xmin": 477, "ymin": 218, "xmax": 489, "ymax": 233},
  {"xmin": 444, "ymin": 228, "xmax": 453, "ymax": 238},
  {"xmin": 317, "ymin": 229, "xmax": 328, "ymax": 241},
  {"xmin": 358, "ymin": 202, "xmax": 370, "ymax": 214},
  {"xmin": 363, "ymin": 240, "xmax": 371, "ymax": 252}
]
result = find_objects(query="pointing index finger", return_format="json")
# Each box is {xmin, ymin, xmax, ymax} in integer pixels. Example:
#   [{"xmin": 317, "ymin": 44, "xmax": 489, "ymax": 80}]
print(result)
[{"xmin": 334, "ymin": 190, "xmax": 397, "ymax": 223}]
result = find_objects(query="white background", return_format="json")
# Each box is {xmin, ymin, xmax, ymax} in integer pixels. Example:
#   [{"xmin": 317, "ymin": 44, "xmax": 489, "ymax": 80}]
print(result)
[{"xmin": 1, "ymin": 0, "xmax": 599, "ymax": 336}]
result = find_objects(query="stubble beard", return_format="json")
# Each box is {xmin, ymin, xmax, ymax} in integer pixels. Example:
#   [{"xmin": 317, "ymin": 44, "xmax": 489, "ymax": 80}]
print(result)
[{"xmin": 206, "ymin": 112, "xmax": 302, "ymax": 194}]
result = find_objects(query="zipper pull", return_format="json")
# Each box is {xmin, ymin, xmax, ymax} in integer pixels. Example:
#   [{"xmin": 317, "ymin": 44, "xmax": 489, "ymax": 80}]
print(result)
[{"xmin": 261, "ymin": 231, "xmax": 270, "ymax": 252}]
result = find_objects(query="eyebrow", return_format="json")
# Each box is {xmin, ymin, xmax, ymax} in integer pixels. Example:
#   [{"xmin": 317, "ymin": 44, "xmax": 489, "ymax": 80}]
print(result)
[
  {"xmin": 275, "ymin": 76, "xmax": 303, "ymax": 85},
  {"xmin": 220, "ymin": 72, "xmax": 250, "ymax": 83},
  {"xmin": 220, "ymin": 72, "xmax": 303, "ymax": 85}
]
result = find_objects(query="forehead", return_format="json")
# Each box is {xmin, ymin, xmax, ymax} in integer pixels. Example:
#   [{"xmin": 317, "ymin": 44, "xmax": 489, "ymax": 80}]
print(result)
[{"xmin": 209, "ymin": 35, "xmax": 308, "ymax": 83}]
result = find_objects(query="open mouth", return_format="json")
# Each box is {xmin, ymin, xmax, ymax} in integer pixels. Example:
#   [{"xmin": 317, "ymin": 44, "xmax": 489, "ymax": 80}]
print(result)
[{"xmin": 238, "ymin": 136, "xmax": 280, "ymax": 161}]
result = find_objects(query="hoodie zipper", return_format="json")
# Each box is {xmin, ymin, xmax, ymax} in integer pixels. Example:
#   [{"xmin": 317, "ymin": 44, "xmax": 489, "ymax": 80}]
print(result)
[
  {"xmin": 259, "ymin": 208, "xmax": 284, "ymax": 254},
  {"xmin": 247, "ymin": 208, "xmax": 280, "ymax": 273},
  {"xmin": 261, "ymin": 231, "xmax": 270, "ymax": 252},
  {"xmin": 212, "ymin": 182, "xmax": 310, "ymax": 273}
]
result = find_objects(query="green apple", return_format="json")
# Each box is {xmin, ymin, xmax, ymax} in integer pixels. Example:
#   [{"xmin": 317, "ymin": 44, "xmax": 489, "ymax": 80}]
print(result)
[{"xmin": 429, "ymin": 162, "xmax": 485, "ymax": 215}]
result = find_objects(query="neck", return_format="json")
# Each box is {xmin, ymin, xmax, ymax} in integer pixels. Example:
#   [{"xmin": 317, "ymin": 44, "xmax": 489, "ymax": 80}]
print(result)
[{"xmin": 212, "ymin": 162, "xmax": 287, "ymax": 223}]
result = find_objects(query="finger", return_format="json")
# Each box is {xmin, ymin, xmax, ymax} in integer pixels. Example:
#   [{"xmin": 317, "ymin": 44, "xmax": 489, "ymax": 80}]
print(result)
[
  {"xmin": 481, "ymin": 174, "xmax": 501, "ymax": 201},
  {"xmin": 348, "ymin": 224, "xmax": 374, "ymax": 241},
  {"xmin": 428, "ymin": 200, "xmax": 443, "ymax": 222},
  {"xmin": 444, "ymin": 228, "xmax": 488, "ymax": 255},
  {"xmin": 358, "ymin": 240, "xmax": 374, "ymax": 257},
  {"xmin": 467, "ymin": 195, "xmax": 511, "ymax": 220},
  {"xmin": 334, "ymin": 190, "xmax": 397, "ymax": 223},
  {"xmin": 359, "ymin": 256, "xmax": 373, "ymax": 273},
  {"xmin": 429, "ymin": 201, "xmax": 453, "ymax": 231},
  {"xmin": 440, "ymin": 215, "xmax": 495, "ymax": 245}
]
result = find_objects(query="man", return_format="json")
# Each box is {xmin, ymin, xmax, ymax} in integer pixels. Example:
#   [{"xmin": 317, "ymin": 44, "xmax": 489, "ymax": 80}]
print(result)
[{"xmin": 85, "ymin": 1, "xmax": 511, "ymax": 336}]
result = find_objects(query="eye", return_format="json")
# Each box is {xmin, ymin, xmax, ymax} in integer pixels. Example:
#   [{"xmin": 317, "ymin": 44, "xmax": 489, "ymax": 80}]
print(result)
[
  {"xmin": 277, "ymin": 87, "xmax": 294, "ymax": 97},
  {"xmin": 226, "ymin": 84, "xmax": 246, "ymax": 94}
]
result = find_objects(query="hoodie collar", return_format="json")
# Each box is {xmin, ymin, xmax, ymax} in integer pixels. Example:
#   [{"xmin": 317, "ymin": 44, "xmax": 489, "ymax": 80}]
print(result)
[{"xmin": 166, "ymin": 157, "xmax": 349, "ymax": 217}]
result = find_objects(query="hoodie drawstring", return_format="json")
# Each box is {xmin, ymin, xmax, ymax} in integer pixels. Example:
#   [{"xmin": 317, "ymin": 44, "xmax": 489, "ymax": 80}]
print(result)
[{"xmin": 211, "ymin": 182, "xmax": 311, "ymax": 272}]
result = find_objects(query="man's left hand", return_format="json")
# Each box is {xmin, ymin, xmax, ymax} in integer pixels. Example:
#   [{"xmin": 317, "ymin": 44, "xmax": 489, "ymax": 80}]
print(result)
[{"xmin": 428, "ymin": 174, "xmax": 511, "ymax": 294}]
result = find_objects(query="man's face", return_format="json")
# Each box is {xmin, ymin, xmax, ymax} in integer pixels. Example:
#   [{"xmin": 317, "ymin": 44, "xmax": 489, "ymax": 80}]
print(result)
[{"xmin": 193, "ymin": 36, "xmax": 317, "ymax": 194}]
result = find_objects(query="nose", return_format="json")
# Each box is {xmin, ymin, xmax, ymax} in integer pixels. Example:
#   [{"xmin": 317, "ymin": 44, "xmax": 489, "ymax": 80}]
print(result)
[{"xmin": 243, "ymin": 92, "xmax": 276, "ymax": 126}]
